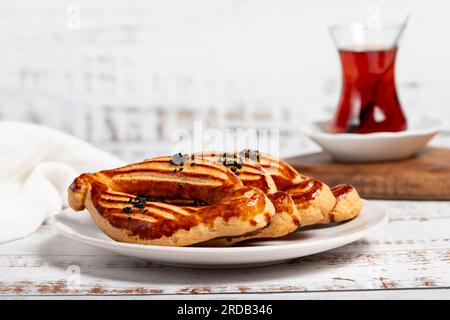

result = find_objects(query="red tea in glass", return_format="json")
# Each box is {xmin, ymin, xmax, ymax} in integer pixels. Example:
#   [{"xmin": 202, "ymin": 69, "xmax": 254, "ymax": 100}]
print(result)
[{"xmin": 330, "ymin": 24, "xmax": 407, "ymax": 133}]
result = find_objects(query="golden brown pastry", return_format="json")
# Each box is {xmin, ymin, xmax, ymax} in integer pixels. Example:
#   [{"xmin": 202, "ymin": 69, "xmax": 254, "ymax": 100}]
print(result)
[
  {"xmin": 283, "ymin": 178, "xmax": 336, "ymax": 227},
  {"xmin": 195, "ymin": 152, "xmax": 302, "ymax": 245},
  {"xmin": 68, "ymin": 151, "xmax": 363, "ymax": 247},
  {"xmin": 325, "ymin": 184, "xmax": 363, "ymax": 224},
  {"xmin": 68, "ymin": 156, "xmax": 275, "ymax": 246},
  {"xmin": 195, "ymin": 151, "xmax": 277, "ymax": 194},
  {"xmin": 204, "ymin": 191, "xmax": 300, "ymax": 246},
  {"xmin": 196, "ymin": 151, "xmax": 351, "ymax": 227},
  {"xmin": 246, "ymin": 150, "xmax": 303, "ymax": 190},
  {"xmin": 235, "ymin": 150, "xmax": 362, "ymax": 227},
  {"xmin": 197, "ymin": 150, "xmax": 303, "ymax": 191}
]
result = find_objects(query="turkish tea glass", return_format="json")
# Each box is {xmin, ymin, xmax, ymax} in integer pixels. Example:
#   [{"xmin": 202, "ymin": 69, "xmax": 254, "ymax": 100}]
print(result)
[{"xmin": 329, "ymin": 22, "xmax": 408, "ymax": 133}]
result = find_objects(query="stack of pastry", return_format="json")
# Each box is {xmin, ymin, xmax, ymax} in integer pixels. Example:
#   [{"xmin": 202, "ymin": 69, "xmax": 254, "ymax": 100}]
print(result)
[{"xmin": 68, "ymin": 150, "xmax": 362, "ymax": 247}]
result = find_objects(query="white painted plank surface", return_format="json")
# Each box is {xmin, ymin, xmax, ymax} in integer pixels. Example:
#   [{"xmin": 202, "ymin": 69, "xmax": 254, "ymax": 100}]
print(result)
[
  {"xmin": 4, "ymin": 289, "xmax": 450, "ymax": 300},
  {"xmin": 0, "ymin": 200, "xmax": 449, "ymax": 297}
]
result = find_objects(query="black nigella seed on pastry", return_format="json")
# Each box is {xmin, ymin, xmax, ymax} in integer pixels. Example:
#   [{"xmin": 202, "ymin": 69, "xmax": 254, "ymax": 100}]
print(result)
[
  {"xmin": 240, "ymin": 149, "xmax": 260, "ymax": 162},
  {"xmin": 123, "ymin": 207, "xmax": 132, "ymax": 214},
  {"xmin": 136, "ymin": 195, "xmax": 155, "ymax": 202},
  {"xmin": 192, "ymin": 199, "xmax": 208, "ymax": 206},
  {"xmin": 133, "ymin": 202, "xmax": 145, "ymax": 209},
  {"xmin": 169, "ymin": 153, "xmax": 187, "ymax": 166}
]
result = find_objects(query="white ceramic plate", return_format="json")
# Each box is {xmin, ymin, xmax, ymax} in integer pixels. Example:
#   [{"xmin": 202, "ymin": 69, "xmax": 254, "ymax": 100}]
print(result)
[
  {"xmin": 54, "ymin": 200, "xmax": 387, "ymax": 269},
  {"xmin": 302, "ymin": 116, "xmax": 445, "ymax": 162}
]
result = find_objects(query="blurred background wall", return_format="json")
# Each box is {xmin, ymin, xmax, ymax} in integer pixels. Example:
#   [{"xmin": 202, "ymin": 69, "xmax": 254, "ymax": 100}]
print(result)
[{"xmin": 0, "ymin": 0, "xmax": 449, "ymax": 160}]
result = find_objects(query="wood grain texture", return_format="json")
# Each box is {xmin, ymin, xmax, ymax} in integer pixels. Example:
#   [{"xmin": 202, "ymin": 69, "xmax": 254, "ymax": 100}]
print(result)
[
  {"xmin": 285, "ymin": 147, "xmax": 450, "ymax": 200},
  {"xmin": 6, "ymin": 290, "xmax": 450, "ymax": 300},
  {"xmin": 1, "ymin": 200, "xmax": 449, "ymax": 297}
]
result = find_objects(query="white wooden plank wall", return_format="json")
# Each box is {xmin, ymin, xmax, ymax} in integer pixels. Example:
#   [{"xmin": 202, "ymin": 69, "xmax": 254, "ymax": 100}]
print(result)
[{"xmin": 0, "ymin": 0, "xmax": 449, "ymax": 160}]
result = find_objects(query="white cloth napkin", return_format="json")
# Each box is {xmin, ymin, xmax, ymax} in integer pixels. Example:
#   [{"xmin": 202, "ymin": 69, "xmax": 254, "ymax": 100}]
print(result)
[{"xmin": 0, "ymin": 121, "xmax": 125, "ymax": 243}]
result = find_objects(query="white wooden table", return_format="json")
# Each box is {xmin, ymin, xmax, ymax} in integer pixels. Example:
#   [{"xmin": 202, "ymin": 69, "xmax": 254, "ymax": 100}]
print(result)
[{"xmin": 1, "ymin": 198, "xmax": 449, "ymax": 300}]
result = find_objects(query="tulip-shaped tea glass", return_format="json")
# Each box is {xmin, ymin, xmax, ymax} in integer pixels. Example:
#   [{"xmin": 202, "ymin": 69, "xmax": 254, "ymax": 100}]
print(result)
[{"xmin": 329, "ymin": 22, "xmax": 408, "ymax": 133}]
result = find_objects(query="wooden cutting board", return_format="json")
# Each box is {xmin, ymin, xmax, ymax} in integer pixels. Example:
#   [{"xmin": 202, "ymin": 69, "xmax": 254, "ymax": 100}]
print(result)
[{"xmin": 285, "ymin": 147, "xmax": 450, "ymax": 200}]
